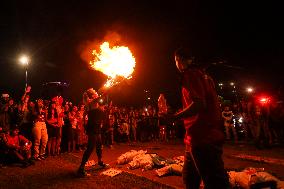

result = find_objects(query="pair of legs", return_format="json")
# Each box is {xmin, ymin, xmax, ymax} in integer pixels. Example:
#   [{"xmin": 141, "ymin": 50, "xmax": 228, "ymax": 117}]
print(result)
[
  {"xmin": 32, "ymin": 122, "xmax": 48, "ymax": 158},
  {"xmin": 55, "ymin": 128, "xmax": 62, "ymax": 155},
  {"xmin": 68, "ymin": 140, "xmax": 76, "ymax": 152},
  {"xmin": 78, "ymin": 133, "xmax": 104, "ymax": 173},
  {"xmin": 68, "ymin": 128, "xmax": 77, "ymax": 152},
  {"xmin": 8, "ymin": 148, "xmax": 32, "ymax": 167},
  {"xmin": 224, "ymin": 124, "xmax": 238, "ymax": 142},
  {"xmin": 159, "ymin": 125, "xmax": 167, "ymax": 141},
  {"xmin": 47, "ymin": 137, "xmax": 56, "ymax": 155},
  {"xmin": 183, "ymin": 143, "xmax": 229, "ymax": 189},
  {"xmin": 47, "ymin": 126, "xmax": 61, "ymax": 155},
  {"xmin": 130, "ymin": 124, "xmax": 137, "ymax": 142},
  {"xmin": 104, "ymin": 128, "xmax": 114, "ymax": 147},
  {"xmin": 243, "ymin": 121, "xmax": 256, "ymax": 142},
  {"xmin": 254, "ymin": 119, "xmax": 272, "ymax": 148}
]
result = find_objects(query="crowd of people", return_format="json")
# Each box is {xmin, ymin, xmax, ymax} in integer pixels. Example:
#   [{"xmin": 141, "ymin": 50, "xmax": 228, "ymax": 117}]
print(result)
[
  {"xmin": 0, "ymin": 85, "xmax": 283, "ymax": 169},
  {"xmin": 0, "ymin": 86, "xmax": 284, "ymax": 169},
  {"xmin": 0, "ymin": 86, "xmax": 183, "ymax": 168},
  {"xmin": 221, "ymin": 96, "xmax": 284, "ymax": 148}
]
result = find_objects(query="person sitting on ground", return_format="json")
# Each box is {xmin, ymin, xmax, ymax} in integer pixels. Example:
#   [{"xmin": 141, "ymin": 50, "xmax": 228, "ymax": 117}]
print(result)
[{"xmin": 5, "ymin": 127, "xmax": 34, "ymax": 167}]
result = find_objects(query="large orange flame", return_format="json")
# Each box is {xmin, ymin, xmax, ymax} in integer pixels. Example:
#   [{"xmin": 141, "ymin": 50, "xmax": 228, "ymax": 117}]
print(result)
[{"xmin": 90, "ymin": 42, "xmax": 136, "ymax": 88}]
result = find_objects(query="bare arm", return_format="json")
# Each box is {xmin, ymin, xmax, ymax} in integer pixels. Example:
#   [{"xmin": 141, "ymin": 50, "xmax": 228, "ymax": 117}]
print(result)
[{"xmin": 174, "ymin": 98, "xmax": 203, "ymax": 119}]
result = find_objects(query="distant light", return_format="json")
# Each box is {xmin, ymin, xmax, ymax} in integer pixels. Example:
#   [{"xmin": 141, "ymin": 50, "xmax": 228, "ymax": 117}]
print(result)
[
  {"xmin": 147, "ymin": 97, "xmax": 151, "ymax": 100},
  {"xmin": 259, "ymin": 97, "xmax": 270, "ymax": 104},
  {"xmin": 99, "ymin": 98, "xmax": 103, "ymax": 103},
  {"xmin": 247, "ymin": 87, "xmax": 253, "ymax": 93},
  {"xmin": 19, "ymin": 55, "xmax": 29, "ymax": 65},
  {"xmin": 218, "ymin": 83, "xmax": 223, "ymax": 86},
  {"xmin": 230, "ymin": 82, "xmax": 235, "ymax": 86}
]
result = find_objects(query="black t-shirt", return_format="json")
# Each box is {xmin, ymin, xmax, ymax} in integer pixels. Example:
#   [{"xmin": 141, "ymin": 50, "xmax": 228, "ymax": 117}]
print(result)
[{"xmin": 86, "ymin": 108, "xmax": 105, "ymax": 135}]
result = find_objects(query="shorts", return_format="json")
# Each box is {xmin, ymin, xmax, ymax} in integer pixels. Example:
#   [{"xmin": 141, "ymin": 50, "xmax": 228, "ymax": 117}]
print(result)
[
  {"xmin": 47, "ymin": 125, "xmax": 61, "ymax": 138},
  {"xmin": 68, "ymin": 128, "xmax": 78, "ymax": 141}
]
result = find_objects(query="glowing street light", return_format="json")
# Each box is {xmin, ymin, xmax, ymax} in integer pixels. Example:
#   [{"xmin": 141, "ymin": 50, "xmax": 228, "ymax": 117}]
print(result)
[
  {"xmin": 19, "ymin": 56, "xmax": 29, "ymax": 65},
  {"xmin": 19, "ymin": 55, "xmax": 29, "ymax": 88},
  {"xmin": 247, "ymin": 87, "xmax": 253, "ymax": 93}
]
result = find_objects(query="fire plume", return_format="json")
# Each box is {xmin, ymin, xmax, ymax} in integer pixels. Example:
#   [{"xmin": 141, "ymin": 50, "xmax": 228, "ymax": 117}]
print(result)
[{"xmin": 90, "ymin": 42, "xmax": 136, "ymax": 88}]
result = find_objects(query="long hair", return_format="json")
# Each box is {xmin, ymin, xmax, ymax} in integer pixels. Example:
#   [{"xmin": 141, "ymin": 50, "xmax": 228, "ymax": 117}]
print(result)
[{"xmin": 47, "ymin": 102, "xmax": 58, "ymax": 119}]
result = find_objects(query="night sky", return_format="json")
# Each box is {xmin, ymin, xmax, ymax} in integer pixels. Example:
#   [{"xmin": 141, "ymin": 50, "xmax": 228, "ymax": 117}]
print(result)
[{"xmin": 0, "ymin": 1, "xmax": 283, "ymax": 107}]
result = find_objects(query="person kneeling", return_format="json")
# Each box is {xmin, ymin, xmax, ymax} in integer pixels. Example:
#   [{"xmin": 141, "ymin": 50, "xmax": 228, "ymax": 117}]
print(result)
[{"xmin": 6, "ymin": 127, "xmax": 34, "ymax": 167}]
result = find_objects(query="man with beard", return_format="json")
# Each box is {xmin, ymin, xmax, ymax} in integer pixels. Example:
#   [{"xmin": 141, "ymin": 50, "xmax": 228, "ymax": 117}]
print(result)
[
  {"xmin": 173, "ymin": 47, "xmax": 229, "ymax": 189},
  {"xmin": 77, "ymin": 88, "xmax": 108, "ymax": 177}
]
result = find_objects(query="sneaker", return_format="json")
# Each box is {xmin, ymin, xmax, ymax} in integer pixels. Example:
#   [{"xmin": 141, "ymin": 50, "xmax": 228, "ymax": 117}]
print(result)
[
  {"xmin": 36, "ymin": 156, "xmax": 42, "ymax": 161},
  {"xmin": 77, "ymin": 168, "xmax": 91, "ymax": 177},
  {"xmin": 32, "ymin": 156, "xmax": 41, "ymax": 161},
  {"xmin": 98, "ymin": 162, "xmax": 109, "ymax": 168},
  {"xmin": 39, "ymin": 155, "xmax": 46, "ymax": 160}
]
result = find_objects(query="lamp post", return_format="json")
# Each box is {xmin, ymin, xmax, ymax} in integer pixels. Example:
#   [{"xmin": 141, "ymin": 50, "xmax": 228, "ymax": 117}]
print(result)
[{"xmin": 19, "ymin": 55, "xmax": 29, "ymax": 88}]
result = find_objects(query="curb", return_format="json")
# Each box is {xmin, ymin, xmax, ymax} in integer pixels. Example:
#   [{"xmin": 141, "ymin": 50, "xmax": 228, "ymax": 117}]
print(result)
[{"xmin": 229, "ymin": 154, "xmax": 284, "ymax": 166}]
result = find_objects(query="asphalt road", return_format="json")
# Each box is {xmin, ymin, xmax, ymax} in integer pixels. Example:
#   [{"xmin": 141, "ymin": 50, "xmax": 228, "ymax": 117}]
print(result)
[{"xmin": 1, "ymin": 140, "xmax": 284, "ymax": 189}]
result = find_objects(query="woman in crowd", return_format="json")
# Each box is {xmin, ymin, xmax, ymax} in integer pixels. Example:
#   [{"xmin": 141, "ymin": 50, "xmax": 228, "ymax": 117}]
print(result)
[
  {"xmin": 32, "ymin": 99, "xmax": 48, "ymax": 160},
  {"xmin": 68, "ymin": 105, "xmax": 78, "ymax": 152},
  {"xmin": 106, "ymin": 107, "xmax": 115, "ymax": 147},
  {"xmin": 46, "ymin": 101, "xmax": 59, "ymax": 156},
  {"xmin": 19, "ymin": 93, "xmax": 33, "ymax": 141},
  {"xmin": 61, "ymin": 103, "xmax": 71, "ymax": 152},
  {"xmin": 119, "ymin": 107, "xmax": 130, "ymax": 142},
  {"xmin": 129, "ymin": 107, "xmax": 137, "ymax": 142},
  {"xmin": 54, "ymin": 97, "xmax": 64, "ymax": 155},
  {"xmin": 77, "ymin": 104, "xmax": 86, "ymax": 151},
  {"xmin": 158, "ymin": 93, "xmax": 168, "ymax": 142}
]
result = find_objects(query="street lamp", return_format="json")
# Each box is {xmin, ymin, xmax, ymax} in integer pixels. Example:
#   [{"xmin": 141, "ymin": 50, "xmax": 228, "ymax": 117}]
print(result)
[
  {"xmin": 19, "ymin": 55, "xmax": 29, "ymax": 88},
  {"xmin": 247, "ymin": 87, "xmax": 253, "ymax": 93}
]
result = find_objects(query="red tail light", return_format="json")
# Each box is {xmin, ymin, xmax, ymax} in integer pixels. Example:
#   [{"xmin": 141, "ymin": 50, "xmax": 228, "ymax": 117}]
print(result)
[{"xmin": 259, "ymin": 97, "xmax": 270, "ymax": 104}]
